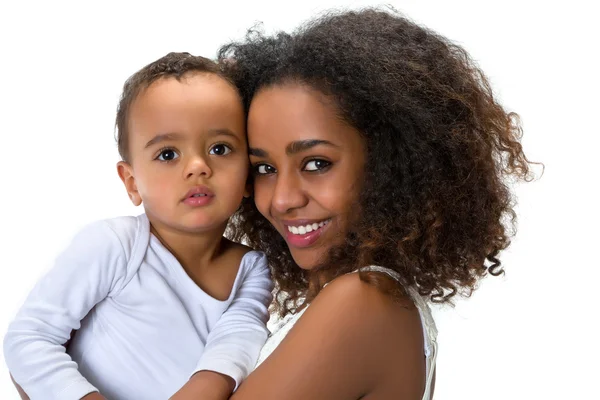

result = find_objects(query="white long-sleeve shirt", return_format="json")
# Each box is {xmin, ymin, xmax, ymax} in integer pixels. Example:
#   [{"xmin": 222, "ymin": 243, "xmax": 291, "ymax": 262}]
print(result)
[{"xmin": 3, "ymin": 214, "xmax": 273, "ymax": 400}]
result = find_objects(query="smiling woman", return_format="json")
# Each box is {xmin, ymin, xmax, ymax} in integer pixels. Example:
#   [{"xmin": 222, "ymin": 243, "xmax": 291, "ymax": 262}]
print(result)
[
  {"xmin": 248, "ymin": 84, "xmax": 366, "ymax": 270},
  {"xmin": 221, "ymin": 7, "xmax": 533, "ymax": 400}
]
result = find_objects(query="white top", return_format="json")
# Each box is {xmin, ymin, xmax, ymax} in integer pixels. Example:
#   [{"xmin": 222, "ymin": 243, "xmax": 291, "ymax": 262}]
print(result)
[
  {"xmin": 3, "ymin": 214, "xmax": 273, "ymax": 400},
  {"xmin": 257, "ymin": 265, "xmax": 438, "ymax": 400}
]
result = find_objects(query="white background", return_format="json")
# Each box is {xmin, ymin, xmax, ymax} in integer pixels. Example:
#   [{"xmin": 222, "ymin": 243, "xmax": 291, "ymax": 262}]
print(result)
[{"xmin": 0, "ymin": 0, "xmax": 598, "ymax": 398}]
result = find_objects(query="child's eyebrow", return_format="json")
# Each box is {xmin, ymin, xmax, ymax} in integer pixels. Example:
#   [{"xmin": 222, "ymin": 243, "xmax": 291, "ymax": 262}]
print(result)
[
  {"xmin": 145, "ymin": 133, "xmax": 183, "ymax": 148},
  {"xmin": 144, "ymin": 129, "xmax": 240, "ymax": 149},
  {"xmin": 207, "ymin": 128, "xmax": 241, "ymax": 141}
]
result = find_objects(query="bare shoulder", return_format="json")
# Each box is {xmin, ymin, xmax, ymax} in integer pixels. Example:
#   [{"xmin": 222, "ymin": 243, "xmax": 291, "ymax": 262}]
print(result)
[
  {"xmin": 317, "ymin": 272, "xmax": 427, "ymax": 395},
  {"xmin": 315, "ymin": 271, "xmax": 417, "ymax": 318},
  {"xmin": 232, "ymin": 271, "xmax": 426, "ymax": 399},
  {"xmin": 309, "ymin": 272, "xmax": 425, "ymax": 356}
]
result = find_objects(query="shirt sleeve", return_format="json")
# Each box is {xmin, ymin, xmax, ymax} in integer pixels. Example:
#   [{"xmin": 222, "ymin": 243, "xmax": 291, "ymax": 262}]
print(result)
[
  {"xmin": 192, "ymin": 252, "xmax": 273, "ymax": 390},
  {"xmin": 3, "ymin": 221, "xmax": 129, "ymax": 400}
]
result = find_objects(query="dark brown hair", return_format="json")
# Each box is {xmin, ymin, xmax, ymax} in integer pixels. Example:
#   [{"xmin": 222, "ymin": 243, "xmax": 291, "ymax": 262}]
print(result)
[
  {"xmin": 222, "ymin": 8, "xmax": 537, "ymax": 316},
  {"xmin": 115, "ymin": 52, "xmax": 228, "ymax": 162}
]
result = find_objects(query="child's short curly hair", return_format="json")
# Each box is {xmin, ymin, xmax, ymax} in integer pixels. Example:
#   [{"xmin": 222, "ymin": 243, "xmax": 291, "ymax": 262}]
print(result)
[
  {"xmin": 221, "ymin": 8, "xmax": 534, "ymax": 316},
  {"xmin": 115, "ymin": 52, "xmax": 227, "ymax": 162}
]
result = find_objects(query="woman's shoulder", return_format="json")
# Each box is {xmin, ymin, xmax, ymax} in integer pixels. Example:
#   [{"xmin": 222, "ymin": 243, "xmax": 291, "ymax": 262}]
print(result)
[
  {"xmin": 300, "ymin": 271, "xmax": 426, "ymax": 372},
  {"xmin": 314, "ymin": 270, "xmax": 420, "ymax": 327},
  {"xmin": 306, "ymin": 272, "xmax": 427, "ymax": 393},
  {"xmin": 234, "ymin": 270, "xmax": 427, "ymax": 399}
]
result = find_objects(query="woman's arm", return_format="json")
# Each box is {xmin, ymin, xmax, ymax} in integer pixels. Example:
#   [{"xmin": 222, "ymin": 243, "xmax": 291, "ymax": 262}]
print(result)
[{"xmin": 231, "ymin": 273, "xmax": 426, "ymax": 400}]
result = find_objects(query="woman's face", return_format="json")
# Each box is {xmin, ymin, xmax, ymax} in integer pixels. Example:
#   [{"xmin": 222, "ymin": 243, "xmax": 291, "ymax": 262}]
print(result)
[{"xmin": 247, "ymin": 83, "xmax": 365, "ymax": 270}]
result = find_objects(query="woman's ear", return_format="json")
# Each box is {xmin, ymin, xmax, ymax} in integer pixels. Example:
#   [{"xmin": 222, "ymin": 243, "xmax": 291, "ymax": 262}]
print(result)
[{"xmin": 117, "ymin": 161, "xmax": 142, "ymax": 206}]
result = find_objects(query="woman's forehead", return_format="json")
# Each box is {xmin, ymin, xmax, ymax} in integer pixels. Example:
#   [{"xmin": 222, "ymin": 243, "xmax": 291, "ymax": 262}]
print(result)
[{"xmin": 247, "ymin": 83, "xmax": 358, "ymax": 147}]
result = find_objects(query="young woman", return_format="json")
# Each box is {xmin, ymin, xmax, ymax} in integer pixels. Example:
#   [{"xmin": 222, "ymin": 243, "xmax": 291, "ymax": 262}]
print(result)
[{"xmin": 219, "ymin": 7, "xmax": 532, "ymax": 400}]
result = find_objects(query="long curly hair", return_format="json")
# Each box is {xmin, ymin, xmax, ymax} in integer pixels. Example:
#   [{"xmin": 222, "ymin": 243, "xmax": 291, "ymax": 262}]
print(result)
[{"xmin": 220, "ymin": 8, "xmax": 536, "ymax": 317}]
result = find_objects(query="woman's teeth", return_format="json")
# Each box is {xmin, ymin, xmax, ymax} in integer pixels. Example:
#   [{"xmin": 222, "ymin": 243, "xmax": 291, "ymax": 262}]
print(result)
[{"xmin": 287, "ymin": 220, "xmax": 330, "ymax": 235}]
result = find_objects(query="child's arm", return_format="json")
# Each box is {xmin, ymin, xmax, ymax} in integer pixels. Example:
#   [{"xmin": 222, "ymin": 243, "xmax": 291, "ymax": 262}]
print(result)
[
  {"xmin": 3, "ymin": 221, "xmax": 128, "ymax": 400},
  {"xmin": 11, "ymin": 375, "xmax": 106, "ymax": 400},
  {"xmin": 170, "ymin": 252, "xmax": 273, "ymax": 400},
  {"xmin": 11, "ymin": 373, "xmax": 30, "ymax": 400},
  {"xmin": 10, "ymin": 328, "xmax": 80, "ymax": 400}
]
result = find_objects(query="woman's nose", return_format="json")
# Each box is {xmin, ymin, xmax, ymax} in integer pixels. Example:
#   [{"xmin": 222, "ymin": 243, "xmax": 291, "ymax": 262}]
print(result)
[{"xmin": 270, "ymin": 171, "xmax": 308, "ymax": 214}]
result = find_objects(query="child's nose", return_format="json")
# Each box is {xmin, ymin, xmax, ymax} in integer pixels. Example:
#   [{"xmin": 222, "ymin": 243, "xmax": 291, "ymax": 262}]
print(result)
[{"xmin": 184, "ymin": 155, "xmax": 212, "ymax": 179}]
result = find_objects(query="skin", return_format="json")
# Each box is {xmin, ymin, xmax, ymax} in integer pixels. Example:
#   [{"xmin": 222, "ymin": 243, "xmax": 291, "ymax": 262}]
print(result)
[
  {"xmin": 231, "ymin": 83, "xmax": 429, "ymax": 399},
  {"xmin": 118, "ymin": 72, "xmax": 251, "ymax": 303},
  {"xmin": 13, "ymin": 80, "xmax": 432, "ymax": 400},
  {"xmin": 123, "ymin": 72, "xmax": 250, "ymax": 399},
  {"xmin": 12, "ymin": 72, "xmax": 251, "ymax": 400},
  {"xmin": 249, "ymin": 84, "xmax": 365, "ymax": 272}
]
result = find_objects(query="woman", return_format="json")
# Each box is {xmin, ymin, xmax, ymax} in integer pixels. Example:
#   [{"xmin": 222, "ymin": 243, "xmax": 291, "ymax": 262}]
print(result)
[{"xmin": 218, "ymin": 7, "xmax": 532, "ymax": 400}]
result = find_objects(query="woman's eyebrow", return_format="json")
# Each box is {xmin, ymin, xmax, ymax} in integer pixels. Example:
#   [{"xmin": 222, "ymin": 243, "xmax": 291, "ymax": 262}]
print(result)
[
  {"xmin": 286, "ymin": 139, "xmax": 338, "ymax": 155},
  {"xmin": 249, "ymin": 139, "xmax": 338, "ymax": 157},
  {"xmin": 249, "ymin": 147, "xmax": 268, "ymax": 157}
]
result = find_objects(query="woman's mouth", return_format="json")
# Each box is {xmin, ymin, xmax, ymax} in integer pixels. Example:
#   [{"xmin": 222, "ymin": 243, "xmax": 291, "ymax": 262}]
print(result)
[{"xmin": 283, "ymin": 219, "xmax": 331, "ymax": 248}]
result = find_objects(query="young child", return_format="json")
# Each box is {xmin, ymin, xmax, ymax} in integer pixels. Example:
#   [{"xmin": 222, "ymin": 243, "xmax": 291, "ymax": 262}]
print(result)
[{"xmin": 3, "ymin": 52, "xmax": 273, "ymax": 400}]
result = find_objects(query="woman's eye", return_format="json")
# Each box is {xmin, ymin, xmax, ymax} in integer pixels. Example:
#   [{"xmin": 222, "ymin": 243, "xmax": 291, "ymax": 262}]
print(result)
[
  {"xmin": 303, "ymin": 159, "xmax": 331, "ymax": 172},
  {"xmin": 209, "ymin": 144, "xmax": 232, "ymax": 156},
  {"xmin": 254, "ymin": 164, "xmax": 276, "ymax": 175},
  {"xmin": 156, "ymin": 148, "xmax": 179, "ymax": 162}
]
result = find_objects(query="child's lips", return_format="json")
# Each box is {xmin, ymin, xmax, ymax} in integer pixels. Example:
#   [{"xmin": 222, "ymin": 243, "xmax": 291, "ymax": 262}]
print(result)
[
  {"xmin": 182, "ymin": 185, "xmax": 215, "ymax": 207},
  {"xmin": 182, "ymin": 194, "xmax": 214, "ymax": 207},
  {"xmin": 182, "ymin": 185, "xmax": 214, "ymax": 200}
]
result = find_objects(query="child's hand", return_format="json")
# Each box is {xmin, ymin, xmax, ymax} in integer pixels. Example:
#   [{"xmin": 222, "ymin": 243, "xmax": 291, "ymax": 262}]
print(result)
[
  {"xmin": 170, "ymin": 371, "xmax": 235, "ymax": 400},
  {"xmin": 81, "ymin": 392, "xmax": 106, "ymax": 400}
]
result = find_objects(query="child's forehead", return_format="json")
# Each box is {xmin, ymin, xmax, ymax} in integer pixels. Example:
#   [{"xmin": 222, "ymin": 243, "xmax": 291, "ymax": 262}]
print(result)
[
  {"xmin": 139, "ymin": 73, "xmax": 240, "ymax": 104},
  {"xmin": 127, "ymin": 75, "xmax": 246, "ymax": 145}
]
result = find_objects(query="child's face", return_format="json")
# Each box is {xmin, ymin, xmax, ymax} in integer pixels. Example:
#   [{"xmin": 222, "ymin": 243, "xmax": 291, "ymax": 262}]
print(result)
[{"xmin": 118, "ymin": 73, "xmax": 248, "ymax": 235}]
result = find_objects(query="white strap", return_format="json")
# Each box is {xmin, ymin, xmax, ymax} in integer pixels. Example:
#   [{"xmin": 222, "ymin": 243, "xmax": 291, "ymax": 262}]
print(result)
[{"xmin": 358, "ymin": 266, "xmax": 438, "ymax": 400}]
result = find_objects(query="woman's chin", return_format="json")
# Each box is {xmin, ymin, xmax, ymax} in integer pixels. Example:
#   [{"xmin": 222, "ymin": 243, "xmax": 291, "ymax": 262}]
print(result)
[{"xmin": 289, "ymin": 249, "xmax": 327, "ymax": 271}]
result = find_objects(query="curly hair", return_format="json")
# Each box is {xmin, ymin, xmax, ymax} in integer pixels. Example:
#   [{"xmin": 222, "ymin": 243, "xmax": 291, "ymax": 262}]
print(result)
[
  {"xmin": 220, "ymin": 8, "xmax": 535, "ymax": 316},
  {"xmin": 115, "ymin": 52, "xmax": 228, "ymax": 162}
]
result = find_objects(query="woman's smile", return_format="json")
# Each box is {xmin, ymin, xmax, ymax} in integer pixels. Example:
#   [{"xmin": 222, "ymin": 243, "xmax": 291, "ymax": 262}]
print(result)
[{"xmin": 281, "ymin": 218, "xmax": 331, "ymax": 248}]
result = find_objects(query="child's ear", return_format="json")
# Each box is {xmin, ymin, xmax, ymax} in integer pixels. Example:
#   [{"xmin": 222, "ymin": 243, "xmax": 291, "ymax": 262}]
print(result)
[{"xmin": 117, "ymin": 161, "xmax": 142, "ymax": 206}]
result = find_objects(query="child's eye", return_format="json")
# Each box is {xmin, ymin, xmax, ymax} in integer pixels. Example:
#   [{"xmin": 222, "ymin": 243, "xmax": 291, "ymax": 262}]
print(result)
[
  {"xmin": 209, "ymin": 144, "xmax": 232, "ymax": 156},
  {"xmin": 156, "ymin": 148, "xmax": 179, "ymax": 162},
  {"xmin": 303, "ymin": 159, "xmax": 331, "ymax": 172},
  {"xmin": 253, "ymin": 164, "xmax": 277, "ymax": 175}
]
